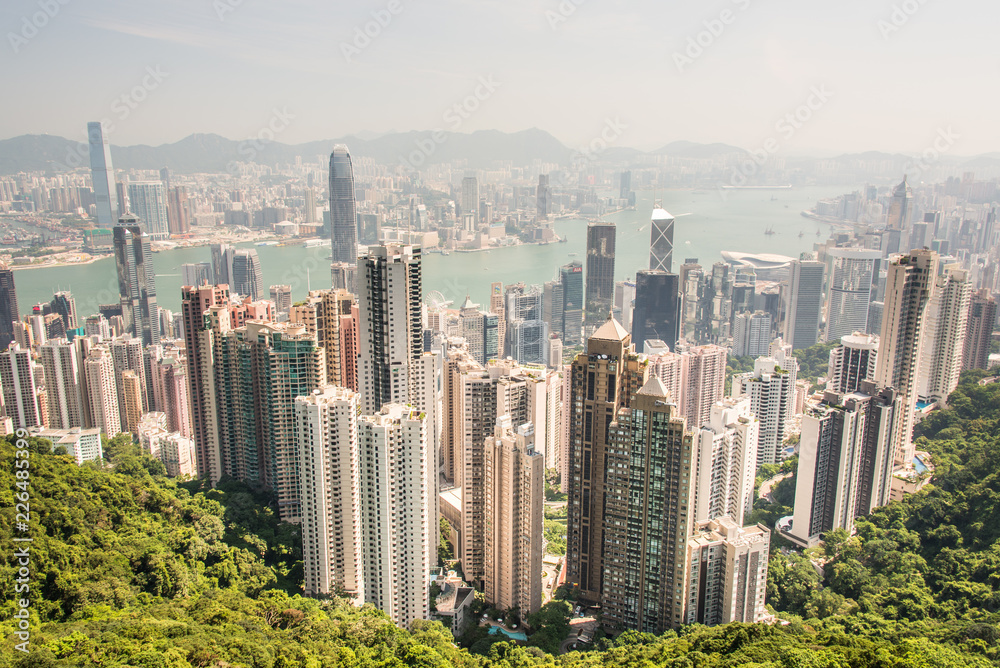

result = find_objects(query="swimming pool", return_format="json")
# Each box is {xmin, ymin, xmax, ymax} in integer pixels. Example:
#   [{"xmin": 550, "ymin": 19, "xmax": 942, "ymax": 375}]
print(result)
[
  {"xmin": 489, "ymin": 625, "xmax": 528, "ymax": 641},
  {"xmin": 914, "ymin": 457, "xmax": 928, "ymax": 475}
]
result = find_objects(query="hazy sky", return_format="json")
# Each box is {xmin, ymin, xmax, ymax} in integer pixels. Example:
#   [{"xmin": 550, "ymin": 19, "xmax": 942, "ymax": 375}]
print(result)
[{"xmin": 2, "ymin": 0, "xmax": 995, "ymax": 155}]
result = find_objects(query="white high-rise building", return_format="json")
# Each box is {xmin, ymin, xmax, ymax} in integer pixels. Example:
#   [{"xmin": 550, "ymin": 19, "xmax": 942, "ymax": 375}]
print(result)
[
  {"xmin": 787, "ymin": 385, "xmax": 899, "ymax": 547},
  {"xmin": 39, "ymin": 340, "xmax": 85, "ymax": 430},
  {"xmin": 825, "ymin": 248, "xmax": 881, "ymax": 342},
  {"xmin": 85, "ymin": 348, "xmax": 121, "ymax": 436},
  {"xmin": 358, "ymin": 404, "xmax": 431, "ymax": 628},
  {"xmin": 127, "ymin": 181, "xmax": 170, "ymax": 240},
  {"xmin": 0, "ymin": 345, "xmax": 40, "ymax": 429},
  {"xmin": 827, "ymin": 333, "xmax": 878, "ymax": 394},
  {"xmin": 295, "ymin": 386, "xmax": 364, "ymax": 601},
  {"xmin": 693, "ymin": 397, "xmax": 759, "ymax": 525},
  {"xmin": 685, "ymin": 517, "xmax": 770, "ymax": 626},
  {"xmin": 875, "ymin": 249, "xmax": 937, "ymax": 466},
  {"xmin": 917, "ymin": 267, "xmax": 971, "ymax": 407},
  {"xmin": 358, "ymin": 245, "xmax": 423, "ymax": 415},
  {"xmin": 734, "ymin": 356, "xmax": 797, "ymax": 468},
  {"xmin": 732, "ymin": 311, "xmax": 772, "ymax": 358}
]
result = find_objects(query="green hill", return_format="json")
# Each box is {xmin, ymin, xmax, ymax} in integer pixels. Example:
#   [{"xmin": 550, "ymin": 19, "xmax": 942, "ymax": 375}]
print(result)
[{"xmin": 3, "ymin": 370, "xmax": 1000, "ymax": 666}]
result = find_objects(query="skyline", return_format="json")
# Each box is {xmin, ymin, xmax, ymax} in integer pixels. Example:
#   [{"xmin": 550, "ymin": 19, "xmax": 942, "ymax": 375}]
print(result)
[{"xmin": 1, "ymin": 0, "xmax": 996, "ymax": 155}]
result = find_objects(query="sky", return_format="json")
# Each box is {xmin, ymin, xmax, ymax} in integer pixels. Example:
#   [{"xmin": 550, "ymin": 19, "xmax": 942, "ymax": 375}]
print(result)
[{"xmin": 1, "ymin": 0, "xmax": 996, "ymax": 156}]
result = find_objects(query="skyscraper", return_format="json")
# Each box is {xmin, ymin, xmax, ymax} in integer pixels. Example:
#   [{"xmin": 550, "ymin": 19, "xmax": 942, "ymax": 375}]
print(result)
[
  {"xmin": 181, "ymin": 263, "xmax": 213, "ymax": 287},
  {"xmin": 679, "ymin": 344, "xmax": 728, "ymax": 431},
  {"xmin": 566, "ymin": 315, "xmax": 646, "ymax": 601},
  {"xmin": 732, "ymin": 311, "xmax": 772, "ymax": 357},
  {"xmin": 585, "ymin": 223, "xmax": 616, "ymax": 327},
  {"xmin": 329, "ymin": 145, "xmax": 358, "ymax": 265},
  {"xmin": 87, "ymin": 121, "xmax": 119, "ymax": 227},
  {"xmin": 231, "ymin": 249, "xmax": 264, "ymax": 301},
  {"xmin": 358, "ymin": 404, "xmax": 431, "ymax": 628},
  {"xmin": 181, "ymin": 284, "xmax": 230, "ymax": 482},
  {"xmin": 215, "ymin": 321, "xmax": 326, "ymax": 522},
  {"xmin": 270, "ymin": 284, "xmax": 292, "ymax": 314},
  {"xmin": 0, "ymin": 264, "xmax": 20, "ymax": 350},
  {"xmin": 917, "ymin": 266, "xmax": 970, "ymax": 406},
  {"xmin": 825, "ymin": 248, "xmax": 881, "ymax": 341},
  {"xmin": 47, "ymin": 291, "xmax": 77, "ymax": 331},
  {"xmin": 127, "ymin": 181, "xmax": 170, "ymax": 240},
  {"xmin": 296, "ymin": 386, "xmax": 364, "ymax": 601},
  {"xmin": 788, "ymin": 384, "xmax": 899, "ymax": 546},
  {"xmin": 40, "ymin": 340, "xmax": 85, "ymax": 430},
  {"xmin": 783, "ymin": 259, "xmax": 825, "ymax": 350},
  {"xmin": 963, "ymin": 289, "xmax": 998, "ymax": 371},
  {"xmin": 210, "ymin": 243, "xmax": 234, "ymax": 286},
  {"xmin": 685, "ymin": 518, "xmax": 770, "ymax": 626},
  {"xmin": 536, "ymin": 175, "xmax": 550, "ymax": 221},
  {"xmin": 0, "ymin": 345, "xmax": 39, "ymax": 429},
  {"xmin": 462, "ymin": 173, "xmax": 480, "ymax": 226},
  {"xmin": 649, "ymin": 208, "xmax": 675, "ymax": 273},
  {"xmin": 483, "ymin": 417, "xmax": 544, "ymax": 617},
  {"xmin": 358, "ymin": 245, "xmax": 422, "ymax": 415},
  {"xmin": 827, "ymin": 332, "xmax": 878, "ymax": 394},
  {"xmin": 875, "ymin": 249, "xmax": 937, "ymax": 466},
  {"xmin": 734, "ymin": 355, "xmax": 797, "ymax": 468},
  {"xmin": 560, "ymin": 261, "xmax": 584, "ymax": 345},
  {"xmin": 113, "ymin": 214, "xmax": 160, "ymax": 347},
  {"xmin": 631, "ymin": 270, "xmax": 680, "ymax": 352},
  {"xmin": 693, "ymin": 397, "xmax": 759, "ymax": 525},
  {"xmin": 85, "ymin": 347, "xmax": 121, "ymax": 437},
  {"xmin": 602, "ymin": 376, "xmax": 693, "ymax": 633},
  {"xmin": 166, "ymin": 186, "xmax": 190, "ymax": 236},
  {"xmin": 288, "ymin": 289, "xmax": 358, "ymax": 390}
]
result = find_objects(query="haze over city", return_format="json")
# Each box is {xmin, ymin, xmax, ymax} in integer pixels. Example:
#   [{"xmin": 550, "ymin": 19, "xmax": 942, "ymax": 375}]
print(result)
[{"xmin": 2, "ymin": 0, "xmax": 997, "ymax": 155}]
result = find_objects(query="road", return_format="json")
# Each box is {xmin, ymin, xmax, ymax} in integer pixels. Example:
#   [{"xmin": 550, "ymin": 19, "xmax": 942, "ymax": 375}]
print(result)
[{"xmin": 759, "ymin": 472, "xmax": 792, "ymax": 502}]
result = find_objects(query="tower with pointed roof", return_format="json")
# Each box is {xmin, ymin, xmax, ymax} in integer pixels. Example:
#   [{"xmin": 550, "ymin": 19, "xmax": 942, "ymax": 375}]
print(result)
[
  {"xmin": 565, "ymin": 314, "xmax": 647, "ymax": 602},
  {"xmin": 603, "ymin": 375, "xmax": 694, "ymax": 632}
]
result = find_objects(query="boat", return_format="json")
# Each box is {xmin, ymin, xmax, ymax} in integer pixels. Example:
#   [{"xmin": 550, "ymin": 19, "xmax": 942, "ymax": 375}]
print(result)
[
  {"xmin": 764, "ymin": 226, "xmax": 776, "ymax": 236},
  {"xmin": 568, "ymin": 252, "xmax": 578, "ymax": 256},
  {"xmin": 798, "ymin": 231, "xmax": 804, "ymax": 238},
  {"xmin": 442, "ymin": 251, "xmax": 451, "ymax": 256}
]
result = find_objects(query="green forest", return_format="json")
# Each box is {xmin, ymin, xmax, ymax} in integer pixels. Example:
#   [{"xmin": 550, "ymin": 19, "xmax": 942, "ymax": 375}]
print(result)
[{"xmin": 4, "ymin": 369, "xmax": 1000, "ymax": 666}]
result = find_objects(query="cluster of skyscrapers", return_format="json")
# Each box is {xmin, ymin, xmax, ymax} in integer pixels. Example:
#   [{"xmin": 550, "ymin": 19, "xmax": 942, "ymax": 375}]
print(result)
[{"xmin": 2, "ymin": 129, "xmax": 997, "ymax": 641}]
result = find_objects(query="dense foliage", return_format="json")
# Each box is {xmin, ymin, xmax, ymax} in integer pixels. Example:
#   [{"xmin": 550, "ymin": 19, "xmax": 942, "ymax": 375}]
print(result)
[{"xmin": 4, "ymin": 369, "xmax": 1000, "ymax": 666}]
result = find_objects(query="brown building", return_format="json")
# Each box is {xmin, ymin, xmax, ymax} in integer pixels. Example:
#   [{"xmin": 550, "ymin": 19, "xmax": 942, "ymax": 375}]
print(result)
[
  {"xmin": 484, "ymin": 417, "xmax": 544, "ymax": 618},
  {"xmin": 565, "ymin": 314, "xmax": 646, "ymax": 602},
  {"xmin": 289, "ymin": 288, "xmax": 358, "ymax": 390},
  {"xmin": 963, "ymin": 289, "xmax": 997, "ymax": 371}
]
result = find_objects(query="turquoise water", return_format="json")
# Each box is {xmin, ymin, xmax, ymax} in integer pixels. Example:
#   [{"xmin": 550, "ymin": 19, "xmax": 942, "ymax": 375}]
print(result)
[
  {"xmin": 914, "ymin": 457, "xmax": 929, "ymax": 475},
  {"xmin": 12, "ymin": 185, "xmax": 854, "ymax": 318},
  {"xmin": 488, "ymin": 625, "xmax": 528, "ymax": 641}
]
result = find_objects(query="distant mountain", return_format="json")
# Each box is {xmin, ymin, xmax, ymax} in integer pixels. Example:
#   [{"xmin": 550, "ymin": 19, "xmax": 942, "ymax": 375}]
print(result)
[
  {"xmin": 653, "ymin": 140, "xmax": 747, "ymax": 158},
  {"xmin": 0, "ymin": 128, "xmax": 574, "ymax": 175}
]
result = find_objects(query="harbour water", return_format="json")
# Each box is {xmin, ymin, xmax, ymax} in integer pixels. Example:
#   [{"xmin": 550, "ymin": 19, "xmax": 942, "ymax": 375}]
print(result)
[{"xmin": 14, "ymin": 185, "xmax": 855, "ymax": 318}]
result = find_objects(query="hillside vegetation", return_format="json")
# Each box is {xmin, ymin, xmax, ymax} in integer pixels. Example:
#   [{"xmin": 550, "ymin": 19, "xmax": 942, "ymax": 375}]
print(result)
[{"xmin": 3, "ymin": 370, "xmax": 1000, "ymax": 666}]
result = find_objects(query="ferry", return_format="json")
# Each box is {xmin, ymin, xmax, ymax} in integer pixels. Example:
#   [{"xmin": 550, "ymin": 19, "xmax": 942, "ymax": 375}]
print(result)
[{"xmin": 302, "ymin": 238, "xmax": 326, "ymax": 248}]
